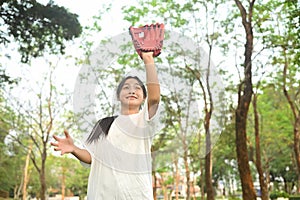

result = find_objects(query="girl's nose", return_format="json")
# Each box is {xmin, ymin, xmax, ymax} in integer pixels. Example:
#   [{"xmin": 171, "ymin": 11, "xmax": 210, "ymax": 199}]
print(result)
[{"xmin": 129, "ymin": 87, "xmax": 136, "ymax": 94}]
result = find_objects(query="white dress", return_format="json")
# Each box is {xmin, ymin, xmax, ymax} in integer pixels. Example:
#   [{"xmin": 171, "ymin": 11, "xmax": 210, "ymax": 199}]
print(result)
[{"xmin": 83, "ymin": 104, "xmax": 160, "ymax": 200}]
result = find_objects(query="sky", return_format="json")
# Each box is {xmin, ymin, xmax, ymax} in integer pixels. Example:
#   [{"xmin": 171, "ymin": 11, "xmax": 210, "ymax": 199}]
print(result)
[{"xmin": 47, "ymin": 0, "xmax": 133, "ymax": 35}]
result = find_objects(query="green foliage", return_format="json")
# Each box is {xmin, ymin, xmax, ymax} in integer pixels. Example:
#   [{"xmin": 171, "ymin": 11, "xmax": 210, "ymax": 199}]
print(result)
[
  {"xmin": 65, "ymin": 159, "xmax": 89, "ymax": 198},
  {"xmin": 0, "ymin": 141, "xmax": 30, "ymax": 196},
  {"xmin": 247, "ymin": 84, "xmax": 296, "ymax": 188},
  {"xmin": 46, "ymin": 155, "xmax": 89, "ymax": 199},
  {"xmin": 0, "ymin": 69, "xmax": 19, "ymax": 87},
  {"xmin": 289, "ymin": 196, "xmax": 300, "ymax": 200},
  {"xmin": 269, "ymin": 190, "xmax": 289, "ymax": 199},
  {"xmin": 0, "ymin": 0, "xmax": 82, "ymax": 63},
  {"xmin": 0, "ymin": 0, "xmax": 299, "ymax": 198},
  {"xmin": 0, "ymin": 96, "xmax": 24, "ymax": 193},
  {"xmin": 252, "ymin": 0, "xmax": 300, "ymax": 191}
]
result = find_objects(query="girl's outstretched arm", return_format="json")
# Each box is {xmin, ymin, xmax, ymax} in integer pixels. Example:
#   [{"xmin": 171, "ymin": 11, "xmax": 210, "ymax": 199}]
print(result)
[
  {"xmin": 51, "ymin": 130, "xmax": 92, "ymax": 164},
  {"xmin": 142, "ymin": 52, "xmax": 160, "ymax": 119}
]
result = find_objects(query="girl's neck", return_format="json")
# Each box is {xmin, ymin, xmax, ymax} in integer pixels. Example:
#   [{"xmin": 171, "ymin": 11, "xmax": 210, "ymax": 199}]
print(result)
[{"xmin": 120, "ymin": 107, "xmax": 139, "ymax": 115}]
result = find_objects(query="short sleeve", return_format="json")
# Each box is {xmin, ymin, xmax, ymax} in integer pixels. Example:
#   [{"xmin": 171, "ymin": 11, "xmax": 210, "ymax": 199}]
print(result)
[
  {"xmin": 143, "ymin": 98, "xmax": 160, "ymax": 121},
  {"xmin": 142, "ymin": 99, "xmax": 162, "ymax": 136}
]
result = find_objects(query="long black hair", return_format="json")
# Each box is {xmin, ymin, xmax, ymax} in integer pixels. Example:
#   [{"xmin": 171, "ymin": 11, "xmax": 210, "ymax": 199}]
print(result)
[
  {"xmin": 85, "ymin": 76, "xmax": 146, "ymax": 144},
  {"xmin": 86, "ymin": 116, "xmax": 118, "ymax": 143}
]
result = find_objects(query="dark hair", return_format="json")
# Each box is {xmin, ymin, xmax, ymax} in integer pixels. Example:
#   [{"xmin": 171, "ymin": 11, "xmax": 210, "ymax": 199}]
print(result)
[
  {"xmin": 86, "ymin": 116, "xmax": 117, "ymax": 143},
  {"xmin": 116, "ymin": 76, "xmax": 147, "ymax": 99}
]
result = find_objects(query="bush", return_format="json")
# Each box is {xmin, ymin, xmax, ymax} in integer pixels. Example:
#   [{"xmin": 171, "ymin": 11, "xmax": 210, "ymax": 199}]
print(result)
[
  {"xmin": 270, "ymin": 191, "xmax": 289, "ymax": 199},
  {"xmin": 289, "ymin": 196, "xmax": 300, "ymax": 200}
]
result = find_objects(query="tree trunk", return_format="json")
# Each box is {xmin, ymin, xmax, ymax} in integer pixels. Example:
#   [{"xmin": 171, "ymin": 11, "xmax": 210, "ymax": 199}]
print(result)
[
  {"xmin": 205, "ymin": 111, "xmax": 214, "ymax": 200},
  {"xmin": 183, "ymin": 141, "xmax": 191, "ymax": 200},
  {"xmin": 159, "ymin": 173, "xmax": 168, "ymax": 200},
  {"xmin": 205, "ymin": 151, "xmax": 213, "ymax": 200},
  {"xmin": 40, "ymin": 170, "xmax": 46, "ymax": 200},
  {"xmin": 252, "ymin": 94, "xmax": 269, "ymax": 200},
  {"xmin": 16, "ymin": 177, "xmax": 23, "ymax": 199},
  {"xmin": 235, "ymin": 110, "xmax": 256, "ymax": 200},
  {"xmin": 40, "ymin": 148, "xmax": 47, "ymax": 200},
  {"xmin": 234, "ymin": 0, "xmax": 257, "ymax": 199},
  {"xmin": 185, "ymin": 48, "xmax": 214, "ymax": 200},
  {"xmin": 200, "ymin": 162, "xmax": 205, "ymax": 200},
  {"xmin": 294, "ymin": 116, "xmax": 300, "ymax": 193},
  {"xmin": 22, "ymin": 144, "xmax": 32, "ymax": 200},
  {"xmin": 62, "ymin": 165, "xmax": 66, "ymax": 200},
  {"xmin": 153, "ymin": 170, "xmax": 157, "ymax": 200},
  {"xmin": 173, "ymin": 155, "xmax": 179, "ymax": 200}
]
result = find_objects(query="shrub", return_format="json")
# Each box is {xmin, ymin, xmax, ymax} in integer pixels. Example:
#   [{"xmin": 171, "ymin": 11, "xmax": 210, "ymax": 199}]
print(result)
[
  {"xmin": 289, "ymin": 196, "xmax": 300, "ymax": 200},
  {"xmin": 270, "ymin": 191, "xmax": 289, "ymax": 199}
]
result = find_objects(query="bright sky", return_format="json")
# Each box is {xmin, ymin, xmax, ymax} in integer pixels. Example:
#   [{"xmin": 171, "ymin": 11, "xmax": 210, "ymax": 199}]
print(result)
[{"xmin": 47, "ymin": 0, "xmax": 133, "ymax": 35}]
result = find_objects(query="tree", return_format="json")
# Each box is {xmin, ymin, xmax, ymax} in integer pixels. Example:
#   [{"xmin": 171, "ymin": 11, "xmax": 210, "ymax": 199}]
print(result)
[
  {"xmin": 212, "ymin": 112, "xmax": 239, "ymax": 197},
  {"xmin": 252, "ymin": 88, "xmax": 269, "ymax": 200},
  {"xmin": 255, "ymin": 0, "xmax": 300, "ymax": 193},
  {"xmin": 0, "ymin": 95, "xmax": 26, "ymax": 198},
  {"xmin": 65, "ymin": 158, "xmax": 90, "ymax": 200},
  {"xmin": 0, "ymin": 0, "xmax": 82, "ymax": 84},
  {"xmin": 278, "ymin": 1, "xmax": 300, "ymax": 192},
  {"xmin": 3, "ymin": 60, "xmax": 74, "ymax": 199},
  {"xmin": 183, "ymin": 1, "xmax": 228, "ymax": 199},
  {"xmin": 45, "ymin": 155, "xmax": 90, "ymax": 200},
  {"xmin": 233, "ymin": 0, "xmax": 257, "ymax": 199},
  {"xmin": 248, "ymin": 83, "xmax": 295, "ymax": 192},
  {"xmin": 151, "ymin": 123, "xmax": 175, "ymax": 200}
]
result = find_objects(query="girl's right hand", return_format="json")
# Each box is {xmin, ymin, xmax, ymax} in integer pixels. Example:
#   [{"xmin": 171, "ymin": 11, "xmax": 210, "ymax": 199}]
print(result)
[{"xmin": 51, "ymin": 130, "xmax": 75, "ymax": 155}]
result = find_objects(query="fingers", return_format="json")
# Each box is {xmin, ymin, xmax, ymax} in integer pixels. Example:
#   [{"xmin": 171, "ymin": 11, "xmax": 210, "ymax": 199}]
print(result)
[
  {"xmin": 50, "ymin": 130, "xmax": 71, "ymax": 156},
  {"xmin": 52, "ymin": 135, "xmax": 60, "ymax": 142},
  {"xmin": 64, "ymin": 130, "xmax": 70, "ymax": 138},
  {"xmin": 51, "ymin": 142, "xmax": 64, "ymax": 154},
  {"xmin": 54, "ymin": 148, "xmax": 65, "ymax": 155},
  {"xmin": 52, "ymin": 130, "xmax": 70, "ymax": 141},
  {"xmin": 50, "ymin": 141, "xmax": 58, "ymax": 147},
  {"xmin": 51, "ymin": 142, "xmax": 65, "ymax": 155},
  {"xmin": 54, "ymin": 147, "xmax": 60, "ymax": 152}
]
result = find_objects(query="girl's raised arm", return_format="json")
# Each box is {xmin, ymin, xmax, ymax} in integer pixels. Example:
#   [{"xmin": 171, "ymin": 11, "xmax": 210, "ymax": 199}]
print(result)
[{"xmin": 142, "ymin": 52, "xmax": 160, "ymax": 119}]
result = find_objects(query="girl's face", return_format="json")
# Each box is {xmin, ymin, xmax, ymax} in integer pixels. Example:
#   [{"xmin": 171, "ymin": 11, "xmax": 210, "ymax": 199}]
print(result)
[{"xmin": 118, "ymin": 78, "xmax": 145, "ymax": 111}]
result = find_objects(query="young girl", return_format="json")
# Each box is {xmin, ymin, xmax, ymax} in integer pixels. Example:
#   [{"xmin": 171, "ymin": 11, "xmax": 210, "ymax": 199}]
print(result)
[{"xmin": 51, "ymin": 51, "xmax": 160, "ymax": 199}]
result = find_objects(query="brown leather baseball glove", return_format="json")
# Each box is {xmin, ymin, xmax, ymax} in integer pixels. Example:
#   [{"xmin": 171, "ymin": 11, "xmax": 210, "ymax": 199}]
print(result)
[{"xmin": 129, "ymin": 23, "xmax": 165, "ymax": 59}]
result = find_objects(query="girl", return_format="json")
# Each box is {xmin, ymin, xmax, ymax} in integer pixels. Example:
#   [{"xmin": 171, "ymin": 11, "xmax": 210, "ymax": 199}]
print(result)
[{"xmin": 51, "ymin": 51, "xmax": 160, "ymax": 199}]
